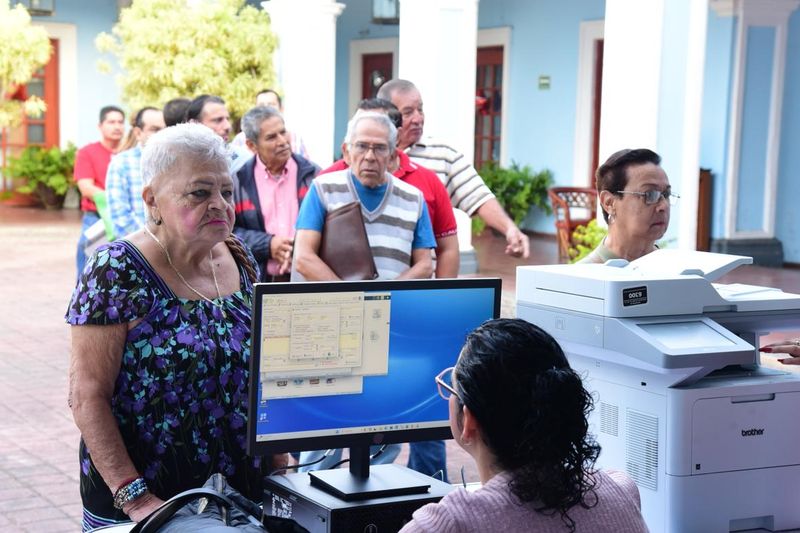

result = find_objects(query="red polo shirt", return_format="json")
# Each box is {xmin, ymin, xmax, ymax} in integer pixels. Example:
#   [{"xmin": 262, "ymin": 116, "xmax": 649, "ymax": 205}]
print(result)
[{"xmin": 74, "ymin": 141, "xmax": 114, "ymax": 212}]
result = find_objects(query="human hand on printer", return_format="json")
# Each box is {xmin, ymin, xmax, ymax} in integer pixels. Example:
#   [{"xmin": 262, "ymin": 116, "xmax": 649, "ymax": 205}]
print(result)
[{"xmin": 759, "ymin": 339, "xmax": 800, "ymax": 364}]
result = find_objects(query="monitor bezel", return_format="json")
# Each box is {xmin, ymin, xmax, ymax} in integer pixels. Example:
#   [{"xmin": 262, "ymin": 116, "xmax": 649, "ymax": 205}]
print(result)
[{"xmin": 246, "ymin": 277, "xmax": 502, "ymax": 457}]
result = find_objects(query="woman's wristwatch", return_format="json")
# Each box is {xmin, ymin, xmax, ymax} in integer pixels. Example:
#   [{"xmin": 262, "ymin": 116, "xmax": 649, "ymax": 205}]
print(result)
[{"xmin": 113, "ymin": 477, "xmax": 149, "ymax": 510}]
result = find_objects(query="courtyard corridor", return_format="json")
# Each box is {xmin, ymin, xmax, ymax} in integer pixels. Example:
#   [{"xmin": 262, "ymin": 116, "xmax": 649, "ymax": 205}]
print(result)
[{"xmin": 1, "ymin": 204, "xmax": 799, "ymax": 531}]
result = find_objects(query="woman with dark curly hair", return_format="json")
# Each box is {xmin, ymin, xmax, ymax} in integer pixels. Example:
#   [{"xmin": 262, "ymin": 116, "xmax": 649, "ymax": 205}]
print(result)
[{"xmin": 400, "ymin": 318, "xmax": 648, "ymax": 532}]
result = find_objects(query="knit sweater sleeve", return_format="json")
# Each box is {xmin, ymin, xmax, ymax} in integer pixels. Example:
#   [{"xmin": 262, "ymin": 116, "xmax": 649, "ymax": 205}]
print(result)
[
  {"xmin": 402, "ymin": 471, "xmax": 648, "ymax": 533},
  {"xmin": 605, "ymin": 469, "xmax": 643, "ymax": 510},
  {"xmin": 399, "ymin": 474, "xmax": 516, "ymax": 533},
  {"xmin": 398, "ymin": 492, "xmax": 463, "ymax": 533}
]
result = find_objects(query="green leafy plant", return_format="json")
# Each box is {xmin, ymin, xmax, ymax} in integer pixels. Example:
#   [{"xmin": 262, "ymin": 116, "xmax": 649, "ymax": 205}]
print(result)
[
  {"xmin": 0, "ymin": 1, "xmax": 51, "ymax": 128},
  {"xmin": 569, "ymin": 219, "xmax": 607, "ymax": 263},
  {"xmin": 95, "ymin": 0, "xmax": 277, "ymax": 121},
  {"xmin": 7, "ymin": 144, "xmax": 76, "ymax": 208},
  {"xmin": 474, "ymin": 161, "xmax": 553, "ymax": 233}
]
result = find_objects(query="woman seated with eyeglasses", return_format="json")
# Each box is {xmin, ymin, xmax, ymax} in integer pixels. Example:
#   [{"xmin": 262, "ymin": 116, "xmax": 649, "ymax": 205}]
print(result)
[
  {"xmin": 400, "ymin": 318, "xmax": 648, "ymax": 533},
  {"xmin": 579, "ymin": 148, "xmax": 676, "ymax": 264}
]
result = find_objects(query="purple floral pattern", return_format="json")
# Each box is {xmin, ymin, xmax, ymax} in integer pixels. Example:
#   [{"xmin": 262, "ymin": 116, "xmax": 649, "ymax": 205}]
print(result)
[{"xmin": 66, "ymin": 240, "xmax": 267, "ymax": 518}]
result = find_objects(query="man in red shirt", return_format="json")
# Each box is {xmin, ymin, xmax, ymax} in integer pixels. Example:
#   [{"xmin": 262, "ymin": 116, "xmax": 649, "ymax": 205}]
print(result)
[
  {"xmin": 74, "ymin": 105, "xmax": 125, "ymax": 276},
  {"xmin": 320, "ymin": 99, "xmax": 459, "ymax": 278}
]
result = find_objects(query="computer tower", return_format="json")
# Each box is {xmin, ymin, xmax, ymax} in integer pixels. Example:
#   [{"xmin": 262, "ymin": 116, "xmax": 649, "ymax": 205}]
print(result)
[{"xmin": 262, "ymin": 465, "xmax": 454, "ymax": 533}]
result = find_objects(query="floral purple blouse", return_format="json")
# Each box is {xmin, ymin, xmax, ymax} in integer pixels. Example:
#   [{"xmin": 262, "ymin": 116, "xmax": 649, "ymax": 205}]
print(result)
[{"xmin": 66, "ymin": 239, "xmax": 268, "ymax": 523}]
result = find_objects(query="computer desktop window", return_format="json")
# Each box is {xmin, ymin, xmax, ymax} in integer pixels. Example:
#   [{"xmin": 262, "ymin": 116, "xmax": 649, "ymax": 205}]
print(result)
[
  {"xmin": 260, "ymin": 291, "xmax": 391, "ymax": 399},
  {"xmin": 251, "ymin": 282, "xmax": 499, "ymax": 445}
]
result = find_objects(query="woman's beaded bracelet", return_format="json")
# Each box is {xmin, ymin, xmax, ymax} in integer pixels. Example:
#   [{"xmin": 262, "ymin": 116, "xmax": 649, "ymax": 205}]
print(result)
[{"xmin": 113, "ymin": 477, "xmax": 148, "ymax": 510}]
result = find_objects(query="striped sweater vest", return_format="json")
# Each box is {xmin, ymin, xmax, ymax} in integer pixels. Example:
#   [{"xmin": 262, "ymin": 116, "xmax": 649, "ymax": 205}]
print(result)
[{"xmin": 314, "ymin": 170, "xmax": 425, "ymax": 279}]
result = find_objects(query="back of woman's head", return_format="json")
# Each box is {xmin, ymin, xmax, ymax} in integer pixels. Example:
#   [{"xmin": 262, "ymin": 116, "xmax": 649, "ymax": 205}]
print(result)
[{"xmin": 456, "ymin": 318, "xmax": 600, "ymax": 530}]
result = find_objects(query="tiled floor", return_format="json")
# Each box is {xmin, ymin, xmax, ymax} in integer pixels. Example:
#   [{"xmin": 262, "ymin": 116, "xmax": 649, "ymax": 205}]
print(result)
[
  {"xmin": 1, "ymin": 204, "xmax": 799, "ymax": 531},
  {"xmin": 0, "ymin": 206, "xmax": 85, "ymax": 532}
]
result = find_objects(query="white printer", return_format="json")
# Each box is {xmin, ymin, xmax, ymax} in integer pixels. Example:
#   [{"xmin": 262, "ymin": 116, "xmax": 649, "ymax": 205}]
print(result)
[{"xmin": 516, "ymin": 250, "xmax": 800, "ymax": 533}]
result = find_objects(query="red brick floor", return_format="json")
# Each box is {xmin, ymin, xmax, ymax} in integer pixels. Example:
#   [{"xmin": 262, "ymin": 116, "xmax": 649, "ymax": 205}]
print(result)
[
  {"xmin": 1, "ymin": 204, "xmax": 799, "ymax": 530},
  {"xmin": 0, "ymin": 206, "xmax": 84, "ymax": 532}
]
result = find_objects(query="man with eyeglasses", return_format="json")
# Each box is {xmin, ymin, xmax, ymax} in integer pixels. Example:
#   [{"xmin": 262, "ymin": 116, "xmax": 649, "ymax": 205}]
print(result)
[
  {"xmin": 292, "ymin": 111, "xmax": 435, "ymax": 473},
  {"xmin": 579, "ymin": 148, "xmax": 677, "ymax": 264},
  {"xmin": 293, "ymin": 111, "xmax": 435, "ymax": 281},
  {"xmin": 320, "ymin": 98, "xmax": 459, "ymax": 279}
]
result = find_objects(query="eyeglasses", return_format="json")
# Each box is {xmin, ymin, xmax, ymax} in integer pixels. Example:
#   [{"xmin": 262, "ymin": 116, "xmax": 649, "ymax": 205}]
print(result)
[
  {"xmin": 350, "ymin": 142, "xmax": 391, "ymax": 157},
  {"xmin": 435, "ymin": 367, "xmax": 462, "ymax": 402},
  {"xmin": 615, "ymin": 189, "xmax": 679, "ymax": 206}
]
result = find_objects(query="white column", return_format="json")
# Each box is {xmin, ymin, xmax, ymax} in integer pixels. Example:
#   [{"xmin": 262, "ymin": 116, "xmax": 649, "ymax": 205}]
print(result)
[
  {"xmin": 397, "ymin": 0, "xmax": 479, "ymax": 163},
  {"xmin": 397, "ymin": 0, "xmax": 480, "ymax": 270},
  {"xmin": 262, "ymin": 0, "xmax": 344, "ymax": 167},
  {"xmin": 600, "ymin": 0, "xmax": 708, "ymax": 250},
  {"xmin": 599, "ymin": 1, "xmax": 664, "ymax": 155}
]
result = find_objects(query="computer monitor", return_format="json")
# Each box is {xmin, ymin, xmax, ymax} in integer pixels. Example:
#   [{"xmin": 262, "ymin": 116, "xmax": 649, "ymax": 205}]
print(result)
[{"xmin": 247, "ymin": 278, "xmax": 501, "ymax": 499}]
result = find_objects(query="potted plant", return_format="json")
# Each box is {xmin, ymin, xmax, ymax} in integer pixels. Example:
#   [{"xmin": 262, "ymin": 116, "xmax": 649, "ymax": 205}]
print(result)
[
  {"xmin": 569, "ymin": 219, "xmax": 607, "ymax": 262},
  {"xmin": 474, "ymin": 161, "xmax": 554, "ymax": 233},
  {"xmin": 6, "ymin": 144, "xmax": 77, "ymax": 209}
]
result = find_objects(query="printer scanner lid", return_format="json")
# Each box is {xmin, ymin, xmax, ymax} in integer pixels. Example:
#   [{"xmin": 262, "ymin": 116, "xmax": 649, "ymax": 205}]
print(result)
[
  {"xmin": 626, "ymin": 249, "xmax": 752, "ymax": 281},
  {"xmin": 516, "ymin": 250, "xmax": 800, "ymax": 317}
]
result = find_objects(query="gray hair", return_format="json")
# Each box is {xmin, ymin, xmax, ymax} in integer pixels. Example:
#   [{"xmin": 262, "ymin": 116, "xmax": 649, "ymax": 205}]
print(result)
[
  {"xmin": 344, "ymin": 112, "xmax": 397, "ymax": 152},
  {"xmin": 241, "ymin": 105, "xmax": 284, "ymax": 143},
  {"xmin": 141, "ymin": 123, "xmax": 228, "ymax": 186},
  {"xmin": 376, "ymin": 79, "xmax": 417, "ymax": 102}
]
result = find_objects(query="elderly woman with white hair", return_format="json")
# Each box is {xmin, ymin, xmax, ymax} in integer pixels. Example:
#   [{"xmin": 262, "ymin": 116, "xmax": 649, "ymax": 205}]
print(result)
[{"xmin": 66, "ymin": 123, "xmax": 279, "ymax": 531}]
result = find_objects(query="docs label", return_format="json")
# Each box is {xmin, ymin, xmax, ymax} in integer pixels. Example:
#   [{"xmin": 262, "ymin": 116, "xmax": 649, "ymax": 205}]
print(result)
[{"xmin": 622, "ymin": 286, "xmax": 648, "ymax": 307}]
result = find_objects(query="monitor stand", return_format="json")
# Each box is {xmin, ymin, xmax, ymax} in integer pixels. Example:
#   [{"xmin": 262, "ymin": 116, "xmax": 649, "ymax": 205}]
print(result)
[{"xmin": 307, "ymin": 446, "xmax": 431, "ymax": 501}]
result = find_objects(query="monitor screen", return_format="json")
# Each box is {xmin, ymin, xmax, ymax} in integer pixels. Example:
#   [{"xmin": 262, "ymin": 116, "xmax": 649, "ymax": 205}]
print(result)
[{"xmin": 247, "ymin": 278, "xmax": 501, "ymax": 457}]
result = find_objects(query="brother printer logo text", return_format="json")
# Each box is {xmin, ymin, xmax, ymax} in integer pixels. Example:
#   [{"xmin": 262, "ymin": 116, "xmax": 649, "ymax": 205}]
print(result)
[{"xmin": 741, "ymin": 428, "xmax": 765, "ymax": 437}]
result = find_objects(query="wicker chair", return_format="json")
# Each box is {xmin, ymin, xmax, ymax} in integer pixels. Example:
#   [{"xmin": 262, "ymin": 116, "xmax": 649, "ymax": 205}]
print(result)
[{"xmin": 548, "ymin": 187, "xmax": 598, "ymax": 263}]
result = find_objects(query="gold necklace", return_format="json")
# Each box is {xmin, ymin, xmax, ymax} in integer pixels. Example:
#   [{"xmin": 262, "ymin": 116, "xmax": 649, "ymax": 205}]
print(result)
[{"xmin": 144, "ymin": 226, "xmax": 225, "ymax": 317}]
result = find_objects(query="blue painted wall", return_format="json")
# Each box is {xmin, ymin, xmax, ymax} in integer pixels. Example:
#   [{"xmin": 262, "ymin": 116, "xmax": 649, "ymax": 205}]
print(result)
[
  {"xmin": 335, "ymin": 0, "xmax": 605, "ymax": 233},
  {"xmin": 700, "ymin": 9, "xmax": 800, "ymax": 262},
  {"xmin": 699, "ymin": 11, "xmax": 736, "ymax": 240},
  {"xmin": 777, "ymin": 10, "xmax": 800, "ymax": 263},
  {"xmin": 33, "ymin": 0, "xmax": 122, "ymax": 147},
  {"xmin": 480, "ymin": 0, "xmax": 605, "ymax": 233}
]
